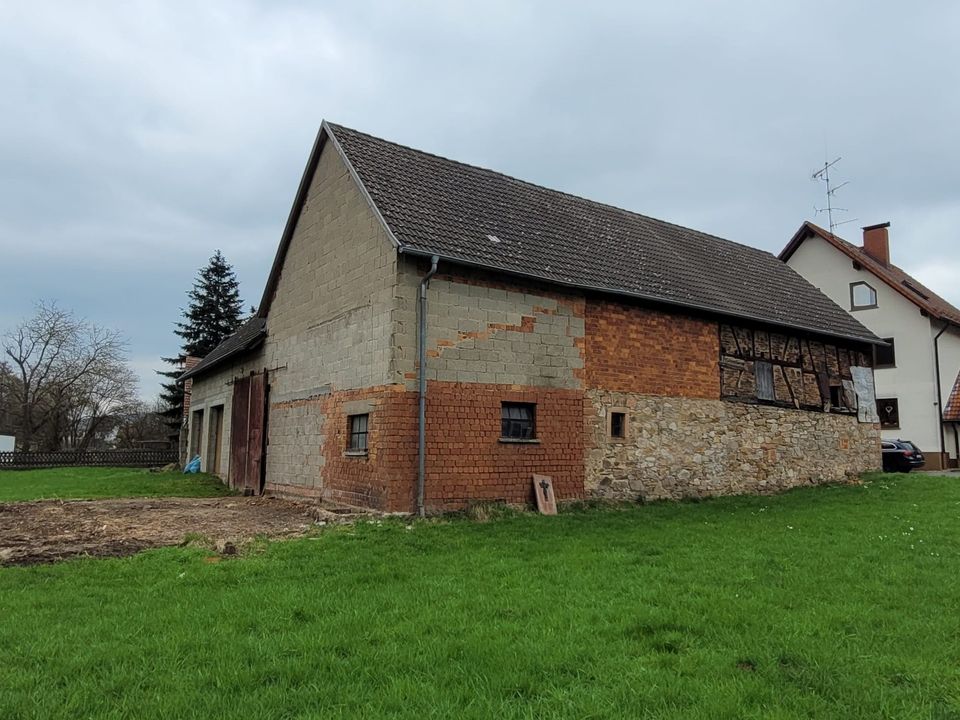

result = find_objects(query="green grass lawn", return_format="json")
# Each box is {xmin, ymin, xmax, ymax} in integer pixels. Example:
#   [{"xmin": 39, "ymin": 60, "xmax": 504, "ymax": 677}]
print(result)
[
  {"xmin": 2, "ymin": 473, "xmax": 960, "ymax": 719},
  {"xmin": 0, "ymin": 466, "xmax": 234, "ymax": 502}
]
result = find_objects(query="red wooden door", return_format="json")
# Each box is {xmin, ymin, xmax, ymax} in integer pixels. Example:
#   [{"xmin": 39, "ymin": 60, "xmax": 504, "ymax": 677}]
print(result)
[
  {"xmin": 229, "ymin": 372, "xmax": 267, "ymax": 495},
  {"xmin": 229, "ymin": 377, "xmax": 250, "ymax": 491},
  {"xmin": 246, "ymin": 372, "xmax": 266, "ymax": 494}
]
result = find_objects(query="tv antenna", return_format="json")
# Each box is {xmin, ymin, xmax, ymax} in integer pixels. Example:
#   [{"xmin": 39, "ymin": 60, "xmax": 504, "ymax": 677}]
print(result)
[{"xmin": 811, "ymin": 156, "xmax": 857, "ymax": 235}]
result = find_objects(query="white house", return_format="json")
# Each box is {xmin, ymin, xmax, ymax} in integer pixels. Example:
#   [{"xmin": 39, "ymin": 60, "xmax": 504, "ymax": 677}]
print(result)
[{"xmin": 781, "ymin": 221, "xmax": 960, "ymax": 469}]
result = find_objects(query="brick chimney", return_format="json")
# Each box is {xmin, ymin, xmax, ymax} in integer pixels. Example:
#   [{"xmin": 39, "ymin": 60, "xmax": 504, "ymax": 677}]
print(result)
[{"xmin": 862, "ymin": 222, "xmax": 891, "ymax": 265}]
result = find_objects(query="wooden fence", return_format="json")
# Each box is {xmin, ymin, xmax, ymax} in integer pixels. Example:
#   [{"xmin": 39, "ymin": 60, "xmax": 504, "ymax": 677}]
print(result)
[{"xmin": 0, "ymin": 449, "xmax": 179, "ymax": 470}]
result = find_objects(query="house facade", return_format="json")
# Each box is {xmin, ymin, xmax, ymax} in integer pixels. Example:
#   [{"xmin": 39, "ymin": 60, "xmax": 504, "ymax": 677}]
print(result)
[
  {"xmin": 781, "ymin": 222, "xmax": 960, "ymax": 469},
  {"xmin": 181, "ymin": 122, "xmax": 882, "ymax": 513}
]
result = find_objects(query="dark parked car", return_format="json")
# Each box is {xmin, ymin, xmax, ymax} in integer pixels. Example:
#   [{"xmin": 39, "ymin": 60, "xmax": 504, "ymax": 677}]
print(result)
[{"xmin": 881, "ymin": 439, "xmax": 925, "ymax": 472}]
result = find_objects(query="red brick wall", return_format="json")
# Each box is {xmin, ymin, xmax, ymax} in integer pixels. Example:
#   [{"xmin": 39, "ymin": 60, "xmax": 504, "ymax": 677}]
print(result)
[
  {"xmin": 319, "ymin": 386, "xmax": 417, "ymax": 511},
  {"xmin": 263, "ymin": 386, "xmax": 417, "ymax": 510},
  {"xmin": 265, "ymin": 381, "xmax": 583, "ymax": 513},
  {"xmin": 421, "ymin": 382, "xmax": 584, "ymax": 510},
  {"xmin": 584, "ymin": 298, "xmax": 720, "ymax": 398}
]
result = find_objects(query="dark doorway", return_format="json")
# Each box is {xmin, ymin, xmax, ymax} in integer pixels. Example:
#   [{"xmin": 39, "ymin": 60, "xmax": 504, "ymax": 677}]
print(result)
[{"xmin": 208, "ymin": 405, "xmax": 224, "ymax": 475}]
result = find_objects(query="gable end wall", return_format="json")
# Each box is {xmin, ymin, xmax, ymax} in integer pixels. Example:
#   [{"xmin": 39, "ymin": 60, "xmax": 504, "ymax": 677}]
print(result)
[{"xmin": 186, "ymin": 140, "xmax": 402, "ymax": 497}]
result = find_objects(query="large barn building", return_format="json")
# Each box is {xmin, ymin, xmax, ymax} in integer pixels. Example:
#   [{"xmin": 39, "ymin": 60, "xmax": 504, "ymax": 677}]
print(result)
[{"xmin": 181, "ymin": 122, "xmax": 882, "ymax": 513}]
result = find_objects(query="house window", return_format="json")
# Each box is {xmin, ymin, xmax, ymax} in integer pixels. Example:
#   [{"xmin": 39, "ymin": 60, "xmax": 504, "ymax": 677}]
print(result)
[
  {"xmin": 877, "ymin": 398, "xmax": 900, "ymax": 429},
  {"xmin": 874, "ymin": 338, "xmax": 896, "ymax": 368},
  {"xmin": 850, "ymin": 282, "xmax": 878, "ymax": 310},
  {"xmin": 501, "ymin": 402, "xmax": 536, "ymax": 440},
  {"xmin": 610, "ymin": 412, "xmax": 626, "ymax": 439},
  {"xmin": 347, "ymin": 413, "xmax": 369, "ymax": 452}
]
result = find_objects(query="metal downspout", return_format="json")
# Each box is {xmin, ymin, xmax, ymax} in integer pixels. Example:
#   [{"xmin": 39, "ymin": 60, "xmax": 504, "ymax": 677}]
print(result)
[
  {"xmin": 417, "ymin": 256, "xmax": 440, "ymax": 518},
  {"xmin": 934, "ymin": 322, "xmax": 949, "ymax": 460}
]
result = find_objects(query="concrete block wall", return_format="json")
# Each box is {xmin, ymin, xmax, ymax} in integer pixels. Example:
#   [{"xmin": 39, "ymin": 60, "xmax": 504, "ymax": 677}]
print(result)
[
  {"xmin": 394, "ymin": 259, "xmax": 586, "ymax": 390},
  {"xmin": 261, "ymin": 140, "xmax": 397, "ymax": 397}
]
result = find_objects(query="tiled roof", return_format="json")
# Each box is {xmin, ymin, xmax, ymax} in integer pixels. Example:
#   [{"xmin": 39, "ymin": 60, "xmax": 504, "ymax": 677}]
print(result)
[
  {"xmin": 325, "ymin": 122, "xmax": 878, "ymax": 345},
  {"xmin": 179, "ymin": 317, "xmax": 266, "ymax": 381},
  {"xmin": 945, "ymin": 372, "xmax": 960, "ymax": 422},
  {"xmin": 781, "ymin": 221, "xmax": 960, "ymax": 328}
]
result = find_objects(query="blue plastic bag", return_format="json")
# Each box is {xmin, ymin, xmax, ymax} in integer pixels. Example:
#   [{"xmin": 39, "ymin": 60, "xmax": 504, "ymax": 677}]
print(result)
[{"xmin": 184, "ymin": 455, "xmax": 201, "ymax": 474}]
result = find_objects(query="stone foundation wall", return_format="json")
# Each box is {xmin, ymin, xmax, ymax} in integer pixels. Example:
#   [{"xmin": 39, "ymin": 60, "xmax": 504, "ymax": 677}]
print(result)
[{"xmin": 586, "ymin": 391, "xmax": 880, "ymax": 502}]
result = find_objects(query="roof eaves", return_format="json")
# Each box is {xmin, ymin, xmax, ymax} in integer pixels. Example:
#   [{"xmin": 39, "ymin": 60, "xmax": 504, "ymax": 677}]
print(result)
[
  {"xmin": 400, "ymin": 246, "xmax": 883, "ymax": 346},
  {"xmin": 179, "ymin": 327, "xmax": 266, "ymax": 382},
  {"xmin": 322, "ymin": 121, "xmax": 403, "ymax": 252},
  {"xmin": 777, "ymin": 222, "xmax": 815, "ymax": 262}
]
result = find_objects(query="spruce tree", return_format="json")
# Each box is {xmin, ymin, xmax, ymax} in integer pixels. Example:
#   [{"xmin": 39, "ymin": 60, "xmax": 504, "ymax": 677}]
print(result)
[{"xmin": 158, "ymin": 251, "xmax": 244, "ymax": 429}]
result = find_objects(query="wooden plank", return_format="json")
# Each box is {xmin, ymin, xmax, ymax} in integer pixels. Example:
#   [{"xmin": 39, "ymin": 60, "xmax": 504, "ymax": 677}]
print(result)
[
  {"xmin": 755, "ymin": 361, "xmax": 775, "ymax": 401},
  {"xmin": 532, "ymin": 474, "xmax": 558, "ymax": 515},
  {"xmin": 230, "ymin": 376, "xmax": 250, "ymax": 490},
  {"xmin": 246, "ymin": 372, "xmax": 267, "ymax": 495}
]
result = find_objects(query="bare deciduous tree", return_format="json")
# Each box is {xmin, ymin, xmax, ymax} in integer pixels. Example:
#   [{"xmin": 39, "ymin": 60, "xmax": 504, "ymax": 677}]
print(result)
[
  {"xmin": 2, "ymin": 301, "xmax": 136, "ymax": 450},
  {"xmin": 115, "ymin": 399, "xmax": 170, "ymax": 449}
]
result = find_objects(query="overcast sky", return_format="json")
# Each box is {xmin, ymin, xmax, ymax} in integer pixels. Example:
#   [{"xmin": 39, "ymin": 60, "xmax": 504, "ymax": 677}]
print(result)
[{"xmin": 2, "ymin": 1, "xmax": 958, "ymax": 401}]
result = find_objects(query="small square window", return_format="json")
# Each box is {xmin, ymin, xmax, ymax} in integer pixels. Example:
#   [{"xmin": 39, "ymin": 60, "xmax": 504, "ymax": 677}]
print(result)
[
  {"xmin": 610, "ymin": 412, "xmax": 626, "ymax": 439},
  {"xmin": 348, "ymin": 413, "xmax": 369, "ymax": 452},
  {"xmin": 829, "ymin": 385, "xmax": 846, "ymax": 410},
  {"xmin": 874, "ymin": 338, "xmax": 896, "ymax": 368},
  {"xmin": 877, "ymin": 398, "xmax": 899, "ymax": 429},
  {"xmin": 850, "ymin": 281, "xmax": 878, "ymax": 310},
  {"xmin": 501, "ymin": 402, "xmax": 535, "ymax": 440}
]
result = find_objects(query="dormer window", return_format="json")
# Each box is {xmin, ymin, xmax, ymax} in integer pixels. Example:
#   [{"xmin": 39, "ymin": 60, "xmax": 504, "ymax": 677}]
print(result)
[{"xmin": 850, "ymin": 281, "xmax": 878, "ymax": 310}]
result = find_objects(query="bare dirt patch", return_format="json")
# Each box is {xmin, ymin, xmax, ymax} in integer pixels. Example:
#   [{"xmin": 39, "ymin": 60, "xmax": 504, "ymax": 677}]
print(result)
[{"xmin": 0, "ymin": 496, "xmax": 372, "ymax": 565}]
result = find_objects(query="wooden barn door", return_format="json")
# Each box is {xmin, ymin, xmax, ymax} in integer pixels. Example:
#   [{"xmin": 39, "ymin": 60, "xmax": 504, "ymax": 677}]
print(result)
[{"xmin": 229, "ymin": 371, "xmax": 268, "ymax": 495}]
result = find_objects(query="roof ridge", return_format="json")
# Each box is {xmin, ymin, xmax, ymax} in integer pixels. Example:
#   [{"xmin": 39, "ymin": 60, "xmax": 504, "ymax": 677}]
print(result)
[{"xmin": 325, "ymin": 121, "xmax": 776, "ymax": 260}]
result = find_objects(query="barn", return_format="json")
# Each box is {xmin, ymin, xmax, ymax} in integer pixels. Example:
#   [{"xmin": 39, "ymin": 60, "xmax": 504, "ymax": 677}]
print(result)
[{"xmin": 181, "ymin": 122, "xmax": 882, "ymax": 513}]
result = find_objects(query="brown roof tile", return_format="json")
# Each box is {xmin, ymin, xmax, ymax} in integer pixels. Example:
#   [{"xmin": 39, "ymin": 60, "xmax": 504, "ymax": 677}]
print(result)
[
  {"xmin": 179, "ymin": 317, "xmax": 266, "ymax": 381},
  {"xmin": 945, "ymin": 372, "xmax": 960, "ymax": 422},
  {"xmin": 324, "ymin": 123, "xmax": 878, "ymax": 345}
]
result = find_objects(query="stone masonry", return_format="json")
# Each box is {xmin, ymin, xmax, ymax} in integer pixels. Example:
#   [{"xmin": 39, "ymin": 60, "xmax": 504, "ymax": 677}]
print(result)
[{"xmin": 586, "ymin": 390, "xmax": 878, "ymax": 501}]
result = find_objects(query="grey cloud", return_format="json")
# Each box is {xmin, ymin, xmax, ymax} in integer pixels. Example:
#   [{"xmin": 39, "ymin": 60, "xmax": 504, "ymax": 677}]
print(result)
[{"xmin": 1, "ymin": 0, "xmax": 957, "ymax": 400}]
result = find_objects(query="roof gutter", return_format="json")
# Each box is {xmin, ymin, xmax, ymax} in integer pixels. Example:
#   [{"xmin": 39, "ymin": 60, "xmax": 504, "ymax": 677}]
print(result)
[
  {"xmin": 934, "ymin": 322, "xmax": 949, "ymax": 459},
  {"xmin": 397, "ymin": 247, "xmax": 883, "ymax": 347},
  {"xmin": 416, "ymin": 255, "xmax": 440, "ymax": 518}
]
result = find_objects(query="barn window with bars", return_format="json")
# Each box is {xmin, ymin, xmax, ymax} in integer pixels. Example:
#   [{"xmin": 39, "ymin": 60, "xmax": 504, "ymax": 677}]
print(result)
[
  {"xmin": 500, "ymin": 402, "xmax": 536, "ymax": 440},
  {"xmin": 348, "ymin": 413, "xmax": 369, "ymax": 453}
]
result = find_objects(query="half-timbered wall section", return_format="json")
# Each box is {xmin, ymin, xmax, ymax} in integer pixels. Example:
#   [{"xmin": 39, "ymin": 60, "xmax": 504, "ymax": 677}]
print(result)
[
  {"xmin": 718, "ymin": 324, "xmax": 873, "ymax": 414},
  {"xmin": 584, "ymin": 314, "xmax": 880, "ymax": 504}
]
